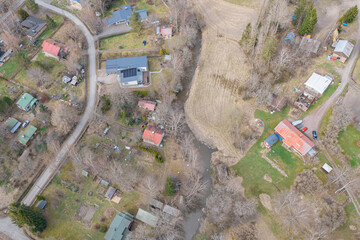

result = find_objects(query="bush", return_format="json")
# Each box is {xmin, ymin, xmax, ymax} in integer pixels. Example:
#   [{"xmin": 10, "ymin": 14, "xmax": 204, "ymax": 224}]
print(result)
[
  {"xmin": 155, "ymin": 154, "xmax": 164, "ymax": 163},
  {"xmin": 25, "ymin": 0, "xmax": 38, "ymax": 13},
  {"xmin": 165, "ymin": 177, "xmax": 175, "ymax": 196},
  {"xmin": 36, "ymin": 195, "xmax": 45, "ymax": 201},
  {"xmin": 99, "ymin": 226, "xmax": 108, "ymax": 233},
  {"xmin": 101, "ymin": 96, "xmax": 111, "ymax": 113},
  {"xmin": 137, "ymin": 145, "xmax": 164, "ymax": 163},
  {"xmin": 17, "ymin": 9, "xmax": 29, "ymax": 22}
]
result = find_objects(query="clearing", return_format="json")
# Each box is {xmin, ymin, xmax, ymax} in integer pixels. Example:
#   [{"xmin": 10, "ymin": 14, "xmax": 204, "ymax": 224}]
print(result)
[{"xmin": 338, "ymin": 125, "xmax": 360, "ymax": 167}]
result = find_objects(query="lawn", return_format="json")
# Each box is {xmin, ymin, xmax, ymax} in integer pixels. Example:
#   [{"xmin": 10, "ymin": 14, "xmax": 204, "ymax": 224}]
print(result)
[
  {"xmin": 338, "ymin": 125, "xmax": 360, "ymax": 167},
  {"xmin": 37, "ymin": 15, "xmax": 64, "ymax": 41},
  {"xmin": 40, "ymin": 162, "xmax": 140, "ymax": 240},
  {"xmin": 232, "ymin": 107, "xmax": 293, "ymax": 197},
  {"xmin": 104, "ymin": 0, "xmax": 166, "ymax": 18},
  {"xmin": 0, "ymin": 54, "xmax": 24, "ymax": 79},
  {"xmin": 100, "ymin": 31, "xmax": 153, "ymax": 51}
]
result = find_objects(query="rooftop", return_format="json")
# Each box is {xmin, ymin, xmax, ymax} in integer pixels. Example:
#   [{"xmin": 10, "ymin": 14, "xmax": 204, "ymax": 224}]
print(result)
[
  {"xmin": 299, "ymin": 37, "xmax": 321, "ymax": 54},
  {"xmin": 105, "ymin": 186, "xmax": 117, "ymax": 199},
  {"xmin": 334, "ymin": 40, "xmax": 354, "ymax": 57},
  {"xmin": 21, "ymin": 16, "xmax": 47, "ymax": 38},
  {"xmin": 42, "ymin": 39, "xmax": 62, "ymax": 56},
  {"xmin": 135, "ymin": 208, "xmax": 158, "ymax": 227},
  {"xmin": 105, "ymin": 212, "xmax": 134, "ymax": 240},
  {"xmin": 138, "ymin": 100, "xmax": 156, "ymax": 111},
  {"xmin": 304, "ymin": 73, "xmax": 333, "ymax": 95},
  {"xmin": 142, "ymin": 124, "xmax": 164, "ymax": 145},
  {"xmin": 106, "ymin": 5, "xmax": 147, "ymax": 25},
  {"xmin": 17, "ymin": 125, "xmax": 37, "ymax": 145},
  {"xmin": 275, "ymin": 120, "xmax": 314, "ymax": 156},
  {"xmin": 16, "ymin": 93, "xmax": 37, "ymax": 109}
]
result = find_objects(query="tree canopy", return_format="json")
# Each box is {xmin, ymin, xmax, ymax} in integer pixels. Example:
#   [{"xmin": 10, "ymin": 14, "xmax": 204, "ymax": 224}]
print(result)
[
  {"xmin": 129, "ymin": 11, "xmax": 143, "ymax": 35},
  {"xmin": 17, "ymin": 9, "xmax": 29, "ymax": 22},
  {"xmin": 46, "ymin": 15, "xmax": 56, "ymax": 29},
  {"xmin": 338, "ymin": 5, "xmax": 358, "ymax": 24},
  {"xmin": 298, "ymin": 3, "xmax": 317, "ymax": 36},
  {"xmin": 9, "ymin": 202, "xmax": 47, "ymax": 233},
  {"xmin": 25, "ymin": 0, "xmax": 39, "ymax": 13}
]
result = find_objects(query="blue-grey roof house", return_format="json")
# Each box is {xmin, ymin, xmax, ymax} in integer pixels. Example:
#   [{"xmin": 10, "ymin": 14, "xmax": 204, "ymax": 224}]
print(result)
[
  {"xmin": 264, "ymin": 134, "xmax": 279, "ymax": 148},
  {"xmin": 104, "ymin": 212, "xmax": 134, "ymax": 240},
  {"xmin": 106, "ymin": 56, "xmax": 150, "ymax": 87},
  {"xmin": 106, "ymin": 5, "xmax": 148, "ymax": 25}
]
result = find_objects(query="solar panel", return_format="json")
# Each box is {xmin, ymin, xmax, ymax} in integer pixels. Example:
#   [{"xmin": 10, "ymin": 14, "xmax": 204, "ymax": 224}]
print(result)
[{"xmin": 122, "ymin": 68, "xmax": 137, "ymax": 78}]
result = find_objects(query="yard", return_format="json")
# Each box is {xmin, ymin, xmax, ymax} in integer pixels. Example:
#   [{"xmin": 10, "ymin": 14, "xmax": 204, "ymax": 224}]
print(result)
[
  {"xmin": 40, "ymin": 162, "xmax": 141, "ymax": 240},
  {"xmin": 338, "ymin": 125, "xmax": 360, "ymax": 167},
  {"xmin": 100, "ymin": 31, "xmax": 154, "ymax": 51},
  {"xmin": 105, "ymin": 0, "xmax": 167, "ymax": 18}
]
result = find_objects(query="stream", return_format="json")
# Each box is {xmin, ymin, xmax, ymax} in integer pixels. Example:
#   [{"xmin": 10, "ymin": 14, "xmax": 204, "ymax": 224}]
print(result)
[{"xmin": 175, "ymin": 34, "xmax": 216, "ymax": 239}]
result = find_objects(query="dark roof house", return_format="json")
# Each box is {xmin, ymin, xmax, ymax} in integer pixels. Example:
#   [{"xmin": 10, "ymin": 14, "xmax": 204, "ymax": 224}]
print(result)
[
  {"xmin": 106, "ymin": 56, "xmax": 149, "ymax": 87},
  {"xmin": 21, "ymin": 16, "xmax": 47, "ymax": 41},
  {"xmin": 106, "ymin": 5, "xmax": 148, "ymax": 25},
  {"xmin": 104, "ymin": 212, "xmax": 134, "ymax": 240},
  {"xmin": 264, "ymin": 134, "xmax": 279, "ymax": 148},
  {"xmin": 35, "ymin": 200, "xmax": 47, "ymax": 210},
  {"xmin": 105, "ymin": 186, "xmax": 117, "ymax": 199}
]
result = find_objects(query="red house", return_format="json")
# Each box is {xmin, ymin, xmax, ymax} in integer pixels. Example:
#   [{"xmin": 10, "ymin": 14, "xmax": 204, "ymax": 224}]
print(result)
[
  {"xmin": 274, "ymin": 120, "xmax": 314, "ymax": 156},
  {"xmin": 138, "ymin": 100, "xmax": 156, "ymax": 111},
  {"xmin": 142, "ymin": 124, "xmax": 164, "ymax": 146},
  {"xmin": 42, "ymin": 39, "xmax": 67, "ymax": 60}
]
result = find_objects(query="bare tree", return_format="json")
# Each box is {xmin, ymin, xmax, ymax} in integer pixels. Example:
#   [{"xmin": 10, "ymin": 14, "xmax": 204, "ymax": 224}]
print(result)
[
  {"xmin": 0, "ymin": 29, "xmax": 21, "ymax": 51},
  {"xmin": 181, "ymin": 172, "xmax": 208, "ymax": 211},
  {"xmin": 294, "ymin": 169, "xmax": 322, "ymax": 194},
  {"xmin": 27, "ymin": 67, "xmax": 51, "ymax": 87},
  {"xmin": 59, "ymin": 23, "xmax": 86, "ymax": 48},
  {"xmin": 320, "ymin": 203, "xmax": 346, "ymax": 232},
  {"xmin": 65, "ymin": 40, "xmax": 81, "ymax": 73},
  {"xmin": 166, "ymin": 107, "xmax": 185, "ymax": 137},
  {"xmin": 93, "ymin": 0, "xmax": 109, "ymax": 17},
  {"xmin": 80, "ymin": 4, "xmax": 103, "ymax": 33},
  {"xmin": 51, "ymin": 103, "xmax": 78, "ymax": 136},
  {"xmin": 143, "ymin": 175, "xmax": 160, "ymax": 197},
  {"xmin": 180, "ymin": 133, "xmax": 194, "ymax": 160}
]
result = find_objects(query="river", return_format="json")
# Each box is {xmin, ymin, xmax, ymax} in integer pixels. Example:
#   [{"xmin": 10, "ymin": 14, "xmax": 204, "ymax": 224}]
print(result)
[{"xmin": 175, "ymin": 32, "xmax": 216, "ymax": 239}]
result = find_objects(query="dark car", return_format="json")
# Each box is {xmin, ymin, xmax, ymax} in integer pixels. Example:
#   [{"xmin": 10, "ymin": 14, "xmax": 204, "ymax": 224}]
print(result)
[{"xmin": 312, "ymin": 131, "xmax": 318, "ymax": 139}]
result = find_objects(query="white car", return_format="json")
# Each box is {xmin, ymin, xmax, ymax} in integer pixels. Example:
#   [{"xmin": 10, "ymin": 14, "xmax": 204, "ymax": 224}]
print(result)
[{"xmin": 22, "ymin": 120, "xmax": 30, "ymax": 128}]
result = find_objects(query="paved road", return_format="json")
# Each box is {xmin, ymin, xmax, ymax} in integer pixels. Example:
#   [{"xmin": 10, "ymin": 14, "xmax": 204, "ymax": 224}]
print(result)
[
  {"xmin": 0, "ymin": 218, "xmax": 29, "ymax": 240},
  {"xmin": 0, "ymin": 0, "xmax": 25, "ymax": 23},
  {"xmin": 22, "ymin": 0, "xmax": 98, "ymax": 206}
]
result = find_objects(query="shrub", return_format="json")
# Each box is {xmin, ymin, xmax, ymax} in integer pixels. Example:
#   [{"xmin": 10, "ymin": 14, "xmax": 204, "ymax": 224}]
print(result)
[
  {"xmin": 17, "ymin": 9, "xmax": 29, "ymax": 22},
  {"xmin": 36, "ymin": 195, "xmax": 45, "ymax": 201},
  {"xmin": 165, "ymin": 177, "xmax": 175, "ymax": 196},
  {"xmin": 338, "ymin": 5, "xmax": 358, "ymax": 24},
  {"xmin": 99, "ymin": 226, "xmax": 108, "ymax": 233},
  {"xmin": 155, "ymin": 154, "xmax": 164, "ymax": 163},
  {"xmin": 137, "ymin": 145, "xmax": 164, "ymax": 163}
]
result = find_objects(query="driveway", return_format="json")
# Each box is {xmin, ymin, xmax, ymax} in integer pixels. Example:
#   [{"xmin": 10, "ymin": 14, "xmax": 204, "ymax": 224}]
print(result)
[
  {"xmin": 0, "ymin": 217, "xmax": 29, "ymax": 240},
  {"xmin": 22, "ymin": 0, "xmax": 98, "ymax": 206},
  {"xmin": 95, "ymin": 22, "xmax": 131, "ymax": 40},
  {"xmin": 303, "ymin": 20, "xmax": 360, "ymax": 134}
]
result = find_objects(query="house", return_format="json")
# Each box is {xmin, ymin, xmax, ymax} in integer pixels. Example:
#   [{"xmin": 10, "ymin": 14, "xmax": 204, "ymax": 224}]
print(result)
[
  {"xmin": 69, "ymin": 0, "xmax": 89, "ymax": 10},
  {"xmin": 332, "ymin": 40, "xmax": 354, "ymax": 63},
  {"xmin": 294, "ymin": 92, "xmax": 315, "ymax": 112},
  {"xmin": 163, "ymin": 205, "xmax": 181, "ymax": 217},
  {"xmin": 5, "ymin": 118, "xmax": 21, "ymax": 134},
  {"xmin": 106, "ymin": 56, "xmax": 150, "ymax": 87},
  {"xmin": 299, "ymin": 37, "xmax": 321, "ymax": 54},
  {"xmin": 142, "ymin": 124, "xmax": 164, "ymax": 146},
  {"xmin": 149, "ymin": 199, "xmax": 164, "ymax": 210},
  {"xmin": 35, "ymin": 200, "xmax": 47, "ymax": 210},
  {"xmin": 41, "ymin": 39, "xmax": 68, "ymax": 60},
  {"xmin": 270, "ymin": 95, "xmax": 286, "ymax": 111},
  {"xmin": 275, "ymin": 120, "xmax": 315, "ymax": 156},
  {"xmin": 104, "ymin": 212, "xmax": 134, "ymax": 240},
  {"xmin": 21, "ymin": 16, "xmax": 47, "ymax": 41},
  {"xmin": 100, "ymin": 179, "xmax": 110, "ymax": 187},
  {"xmin": 105, "ymin": 186, "xmax": 117, "ymax": 200},
  {"xmin": 17, "ymin": 125, "xmax": 38, "ymax": 145},
  {"xmin": 304, "ymin": 73, "xmax": 333, "ymax": 95},
  {"xmin": 135, "ymin": 208, "xmax": 158, "ymax": 227},
  {"xmin": 16, "ymin": 93, "xmax": 38, "ymax": 112},
  {"xmin": 160, "ymin": 27, "xmax": 173, "ymax": 39},
  {"xmin": 264, "ymin": 134, "xmax": 279, "ymax": 148},
  {"xmin": 138, "ymin": 99, "xmax": 156, "ymax": 111},
  {"xmin": 0, "ymin": 49, "xmax": 13, "ymax": 65},
  {"xmin": 106, "ymin": 5, "xmax": 148, "ymax": 25}
]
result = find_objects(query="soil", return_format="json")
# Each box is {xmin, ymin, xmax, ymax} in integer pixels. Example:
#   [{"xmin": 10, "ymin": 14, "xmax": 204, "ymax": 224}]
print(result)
[
  {"xmin": 256, "ymin": 217, "xmax": 277, "ymax": 240},
  {"xmin": 259, "ymin": 193, "xmax": 272, "ymax": 211}
]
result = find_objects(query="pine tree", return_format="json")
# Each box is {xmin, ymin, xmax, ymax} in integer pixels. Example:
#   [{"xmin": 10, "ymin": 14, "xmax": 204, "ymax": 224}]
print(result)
[
  {"xmin": 25, "ymin": 0, "xmax": 38, "ymax": 13},
  {"xmin": 17, "ymin": 9, "xmax": 29, "ymax": 22},
  {"xmin": 292, "ymin": 0, "xmax": 306, "ymax": 26},
  {"xmin": 46, "ymin": 15, "xmax": 56, "ymax": 29},
  {"xmin": 164, "ymin": 177, "xmax": 175, "ymax": 196},
  {"xmin": 9, "ymin": 203, "xmax": 47, "ymax": 233},
  {"xmin": 160, "ymin": 46, "xmax": 165, "ymax": 55},
  {"xmin": 298, "ymin": 7, "xmax": 317, "ymax": 36},
  {"xmin": 129, "ymin": 11, "xmax": 143, "ymax": 36},
  {"xmin": 339, "ymin": 5, "xmax": 358, "ymax": 24},
  {"xmin": 165, "ymin": 45, "xmax": 169, "ymax": 55}
]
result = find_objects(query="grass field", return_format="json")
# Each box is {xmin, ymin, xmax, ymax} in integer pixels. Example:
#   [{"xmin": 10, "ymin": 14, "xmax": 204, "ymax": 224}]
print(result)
[
  {"xmin": 40, "ymin": 162, "xmax": 140, "ymax": 240},
  {"xmin": 37, "ymin": 15, "xmax": 64, "ymax": 41},
  {"xmin": 338, "ymin": 125, "xmax": 360, "ymax": 167},
  {"xmin": 0, "ymin": 57, "xmax": 21, "ymax": 79},
  {"xmin": 100, "ymin": 31, "xmax": 152, "ymax": 51}
]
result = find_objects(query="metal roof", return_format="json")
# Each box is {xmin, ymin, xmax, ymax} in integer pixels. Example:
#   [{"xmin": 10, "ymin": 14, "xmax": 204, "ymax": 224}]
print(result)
[
  {"xmin": 106, "ymin": 5, "xmax": 147, "ymax": 25},
  {"xmin": 17, "ymin": 125, "xmax": 37, "ymax": 145},
  {"xmin": 264, "ymin": 134, "xmax": 278, "ymax": 147},
  {"xmin": 299, "ymin": 37, "xmax": 321, "ymax": 54},
  {"xmin": 334, "ymin": 40, "xmax": 354, "ymax": 57},
  {"xmin": 16, "ymin": 93, "xmax": 37, "ymax": 110},
  {"xmin": 135, "ymin": 208, "xmax": 158, "ymax": 227},
  {"xmin": 149, "ymin": 199, "xmax": 163, "ymax": 209},
  {"xmin": 21, "ymin": 16, "xmax": 47, "ymax": 38},
  {"xmin": 105, "ymin": 212, "xmax": 134, "ymax": 240},
  {"xmin": 6, "ymin": 118, "xmax": 19, "ymax": 129},
  {"xmin": 105, "ymin": 187, "xmax": 117, "ymax": 199},
  {"xmin": 106, "ymin": 56, "xmax": 148, "ymax": 73},
  {"xmin": 163, "ymin": 205, "xmax": 180, "ymax": 217},
  {"xmin": 275, "ymin": 120, "xmax": 314, "ymax": 156},
  {"xmin": 305, "ymin": 73, "xmax": 333, "ymax": 95},
  {"xmin": 36, "ymin": 200, "xmax": 47, "ymax": 209}
]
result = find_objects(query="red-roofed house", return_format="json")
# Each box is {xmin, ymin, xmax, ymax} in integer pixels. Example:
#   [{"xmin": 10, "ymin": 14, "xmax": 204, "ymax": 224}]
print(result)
[
  {"xmin": 142, "ymin": 124, "xmax": 164, "ymax": 146},
  {"xmin": 160, "ymin": 27, "xmax": 173, "ymax": 39},
  {"xmin": 41, "ymin": 39, "xmax": 67, "ymax": 60},
  {"xmin": 275, "ymin": 120, "xmax": 315, "ymax": 156},
  {"xmin": 138, "ymin": 100, "xmax": 156, "ymax": 111}
]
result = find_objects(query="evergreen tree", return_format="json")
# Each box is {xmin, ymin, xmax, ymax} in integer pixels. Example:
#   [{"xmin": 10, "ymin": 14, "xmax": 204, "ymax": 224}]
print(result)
[
  {"xmin": 160, "ymin": 46, "xmax": 165, "ymax": 55},
  {"xmin": 298, "ymin": 7, "xmax": 317, "ymax": 36},
  {"xmin": 339, "ymin": 5, "xmax": 358, "ymax": 24},
  {"xmin": 261, "ymin": 34, "xmax": 277, "ymax": 64},
  {"xmin": 129, "ymin": 12, "xmax": 143, "ymax": 36},
  {"xmin": 46, "ymin": 15, "xmax": 56, "ymax": 29},
  {"xmin": 165, "ymin": 45, "xmax": 169, "ymax": 55},
  {"xmin": 17, "ymin": 9, "xmax": 29, "ymax": 22},
  {"xmin": 292, "ymin": 0, "xmax": 306, "ymax": 26},
  {"xmin": 9, "ymin": 203, "xmax": 47, "ymax": 233},
  {"xmin": 25, "ymin": 0, "xmax": 39, "ymax": 13},
  {"xmin": 164, "ymin": 177, "xmax": 175, "ymax": 196}
]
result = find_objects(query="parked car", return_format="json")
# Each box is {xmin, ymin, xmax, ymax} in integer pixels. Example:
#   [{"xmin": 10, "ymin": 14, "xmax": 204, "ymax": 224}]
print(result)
[
  {"xmin": 22, "ymin": 120, "xmax": 30, "ymax": 128},
  {"xmin": 312, "ymin": 131, "xmax": 318, "ymax": 139},
  {"xmin": 301, "ymin": 127, "xmax": 308, "ymax": 133}
]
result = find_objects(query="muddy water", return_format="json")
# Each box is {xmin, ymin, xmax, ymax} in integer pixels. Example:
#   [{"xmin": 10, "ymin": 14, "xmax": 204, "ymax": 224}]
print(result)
[{"xmin": 175, "ymin": 35, "xmax": 216, "ymax": 239}]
